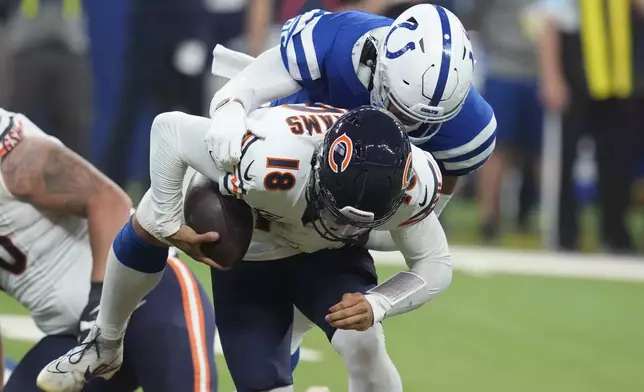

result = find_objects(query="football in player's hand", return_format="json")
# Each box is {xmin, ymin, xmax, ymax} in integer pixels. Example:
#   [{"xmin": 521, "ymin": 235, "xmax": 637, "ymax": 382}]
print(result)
[{"xmin": 183, "ymin": 172, "xmax": 253, "ymax": 269}]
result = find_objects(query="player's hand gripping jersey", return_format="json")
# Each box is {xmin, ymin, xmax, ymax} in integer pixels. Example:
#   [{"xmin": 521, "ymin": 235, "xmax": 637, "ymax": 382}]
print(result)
[
  {"xmin": 141, "ymin": 104, "xmax": 444, "ymax": 262},
  {"xmin": 0, "ymin": 109, "xmax": 92, "ymax": 335},
  {"xmin": 209, "ymin": 6, "xmax": 496, "ymax": 177}
]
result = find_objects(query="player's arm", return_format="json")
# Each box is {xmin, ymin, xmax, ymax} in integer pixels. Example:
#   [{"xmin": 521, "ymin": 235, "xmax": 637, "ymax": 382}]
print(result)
[
  {"xmin": 148, "ymin": 112, "xmax": 231, "ymax": 239},
  {"xmin": 210, "ymin": 9, "xmax": 331, "ymax": 115},
  {"xmin": 364, "ymin": 213, "xmax": 452, "ymax": 323},
  {"xmin": 210, "ymin": 46, "xmax": 301, "ymax": 117},
  {"xmin": 0, "ymin": 117, "xmax": 132, "ymax": 283},
  {"xmin": 206, "ymin": 10, "xmax": 332, "ymax": 167},
  {"xmin": 246, "ymin": 0, "xmax": 274, "ymax": 57}
]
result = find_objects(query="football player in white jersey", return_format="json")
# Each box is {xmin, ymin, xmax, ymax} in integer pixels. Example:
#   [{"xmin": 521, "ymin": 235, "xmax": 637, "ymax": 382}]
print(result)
[
  {"xmin": 38, "ymin": 105, "xmax": 452, "ymax": 392},
  {"xmin": 0, "ymin": 109, "xmax": 217, "ymax": 392}
]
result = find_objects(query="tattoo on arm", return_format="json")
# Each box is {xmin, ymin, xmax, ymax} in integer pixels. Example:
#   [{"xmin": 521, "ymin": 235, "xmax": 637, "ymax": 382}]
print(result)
[{"xmin": 1, "ymin": 136, "xmax": 106, "ymax": 216}]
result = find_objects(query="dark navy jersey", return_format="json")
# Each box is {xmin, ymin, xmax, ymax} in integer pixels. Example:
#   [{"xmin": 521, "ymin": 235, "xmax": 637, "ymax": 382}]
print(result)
[{"xmin": 272, "ymin": 9, "xmax": 496, "ymax": 177}]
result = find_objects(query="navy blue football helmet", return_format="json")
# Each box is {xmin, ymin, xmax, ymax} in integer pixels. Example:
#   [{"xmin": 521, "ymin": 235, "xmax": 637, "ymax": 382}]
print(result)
[{"xmin": 307, "ymin": 106, "xmax": 414, "ymax": 241}]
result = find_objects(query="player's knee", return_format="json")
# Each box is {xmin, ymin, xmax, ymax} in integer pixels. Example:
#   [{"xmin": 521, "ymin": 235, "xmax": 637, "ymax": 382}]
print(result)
[
  {"xmin": 151, "ymin": 111, "xmax": 185, "ymax": 136},
  {"xmin": 331, "ymin": 324, "xmax": 386, "ymax": 364},
  {"xmin": 113, "ymin": 218, "xmax": 168, "ymax": 273}
]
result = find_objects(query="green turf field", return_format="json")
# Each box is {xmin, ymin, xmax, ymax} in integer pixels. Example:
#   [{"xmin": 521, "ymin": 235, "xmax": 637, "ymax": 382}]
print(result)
[{"xmin": 3, "ymin": 256, "xmax": 643, "ymax": 392}]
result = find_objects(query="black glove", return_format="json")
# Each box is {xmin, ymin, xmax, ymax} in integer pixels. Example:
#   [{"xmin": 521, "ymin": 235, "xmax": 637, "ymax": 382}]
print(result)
[{"xmin": 78, "ymin": 282, "xmax": 103, "ymax": 343}]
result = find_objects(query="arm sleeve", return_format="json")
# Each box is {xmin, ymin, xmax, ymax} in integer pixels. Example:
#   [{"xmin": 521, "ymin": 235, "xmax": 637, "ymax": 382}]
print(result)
[
  {"xmin": 365, "ymin": 230, "xmax": 397, "ymax": 251},
  {"xmin": 149, "ymin": 112, "xmax": 229, "ymax": 237},
  {"xmin": 388, "ymin": 213, "xmax": 452, "ymax": 315},
  {"xmin": 366, "ymin": 212, "xmax": 452, "ymax": 321},
  {"xmin": 209, "ymin": 46, "xmax": 302, "ymax": 116}
]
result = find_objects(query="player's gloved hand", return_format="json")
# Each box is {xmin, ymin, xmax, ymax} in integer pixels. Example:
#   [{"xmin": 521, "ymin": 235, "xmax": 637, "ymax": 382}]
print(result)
[
  {"xmin": 205, "ymin": 99, "xmax": 248, "ymax": 171},
  {"xmin": 325, "ymin": 293, "xmax": 374, "ymax": 331},
  {"xmin": 165, "ymin": 225, "xmax": 228, "ymax": 270},
  {"xmin": 78, "ymin": 282, "xmax": 103, "ymax": 342}
]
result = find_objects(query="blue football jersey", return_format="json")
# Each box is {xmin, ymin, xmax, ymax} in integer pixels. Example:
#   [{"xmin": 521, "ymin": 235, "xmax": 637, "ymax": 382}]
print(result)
[{"xmin": 273, "ymin": 9, "xmax": 497, "ymax": 177}]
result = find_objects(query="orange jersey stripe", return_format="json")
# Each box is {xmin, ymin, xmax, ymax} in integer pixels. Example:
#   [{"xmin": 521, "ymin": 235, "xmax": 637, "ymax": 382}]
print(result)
[{"xmin": 167, "ymin": 257, "xmax": 211, "ymax": 392}]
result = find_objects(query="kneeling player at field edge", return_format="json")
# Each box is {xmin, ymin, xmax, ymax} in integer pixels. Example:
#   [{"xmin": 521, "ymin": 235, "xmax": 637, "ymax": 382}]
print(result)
[
  {"xmin": 0, "ymin": 109, "xmax": 216, "ymax": 392},
  {"xmin": 39, "ymin": 104, "xmax": 452, "ymax": 392}
]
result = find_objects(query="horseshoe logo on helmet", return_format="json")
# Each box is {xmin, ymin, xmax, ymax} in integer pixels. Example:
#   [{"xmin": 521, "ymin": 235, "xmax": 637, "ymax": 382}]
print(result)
[
  {"xmin": 328, "ymin": 134, "xmax": 354, "ymax": 173},
  {"xmin": 384, "ymin": 21, "xmax": 419, "ymax": 60}
]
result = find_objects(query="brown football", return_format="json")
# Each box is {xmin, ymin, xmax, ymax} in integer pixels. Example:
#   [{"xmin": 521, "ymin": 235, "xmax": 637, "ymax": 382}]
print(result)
[{"xmin": 183, "ymin": 172, "xmax": 253, "ymax": 269}]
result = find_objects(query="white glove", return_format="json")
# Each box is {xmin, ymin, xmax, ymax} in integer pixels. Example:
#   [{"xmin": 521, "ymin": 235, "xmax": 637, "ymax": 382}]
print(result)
[{"xmin": 205, "ymin": 100, "xmax": 247, "ymax": 170}]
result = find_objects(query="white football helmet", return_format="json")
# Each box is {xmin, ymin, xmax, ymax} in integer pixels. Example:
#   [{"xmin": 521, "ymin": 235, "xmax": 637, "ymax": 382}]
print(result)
[{"xmin": 371, "ymin": 4, "xmax": 475, "ymax": 143}]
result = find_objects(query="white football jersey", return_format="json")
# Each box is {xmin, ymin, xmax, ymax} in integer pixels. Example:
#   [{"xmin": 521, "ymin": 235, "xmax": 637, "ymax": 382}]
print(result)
[
  {"xmin": 0, "ymin": 109, "xmax": 92, "ymax": 335},
  {"xmin": 218, "ymin": 105, "xmax": 442, "ymax": 261}
]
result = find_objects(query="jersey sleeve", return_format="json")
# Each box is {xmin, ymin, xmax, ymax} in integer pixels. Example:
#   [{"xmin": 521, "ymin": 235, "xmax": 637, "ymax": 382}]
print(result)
[
  {"xmin": 279, "ymin": 9, "xmax": 333, "ymax": 86},
  {"xmin": 418, "ymin": 86, "xmax": 497, "ymax": 177},
  {"xmin": 0, "ymin": 109, "xmax": 54, "ymax": 160}
]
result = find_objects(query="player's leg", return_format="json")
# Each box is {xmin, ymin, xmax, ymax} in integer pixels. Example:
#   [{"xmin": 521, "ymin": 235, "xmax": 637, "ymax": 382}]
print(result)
[
  {"xmin": 290, "ymin": 247, "xmax": 402, "ymax": 392},
  {"xmin": 121, "ymin": 256, "xmax": 217, "ymax": 392},
  {"xmin": 37, "ymin": 194, "xmax": 171, "ymax": 391},
  {"xmin": 211, "ymin": 258, "xmax": 294, "ymax": 392},
  {"xmin": 516, "ymin": 78, "xmax": 544, "ymax": 231},
  {"xmin": 477, "ymin": 75, "xmax": 521, "ymax": 242}
]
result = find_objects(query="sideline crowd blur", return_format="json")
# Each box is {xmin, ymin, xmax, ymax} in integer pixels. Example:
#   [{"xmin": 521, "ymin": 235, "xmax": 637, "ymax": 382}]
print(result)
[{"xmin": 0, "ymin": 0, "xmax": 641, "ymax": 254}]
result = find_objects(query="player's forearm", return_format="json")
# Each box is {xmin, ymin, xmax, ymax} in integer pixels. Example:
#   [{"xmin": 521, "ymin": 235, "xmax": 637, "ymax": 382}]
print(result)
[
  {"xmin": 246, "ymin": 0, "xmax": 272, "ymax": 56},
  {"xmin": 538, "ymin": 16, "xmax": 564, "ymax": 82},
  {"xmin": 150, "ymin": 112, "xmax": 227, "ymax": 237},
  {"xmin": 365, "ymin": 230, "xmax": 397, "ymax": 251},
  {"xmin": 210, "ymin": 46, "xmax": 301, "ymax": 116},
  {"xmin": 433, "ymin": 175, "xmax": 458, "ymax": 216},
  {"xmin": 149, "ymin": 114, "xmax": 192, "ymax": 237},
  {"xmin": 366, "ymin": 214, "xmax": 452, "ymax": 322}
]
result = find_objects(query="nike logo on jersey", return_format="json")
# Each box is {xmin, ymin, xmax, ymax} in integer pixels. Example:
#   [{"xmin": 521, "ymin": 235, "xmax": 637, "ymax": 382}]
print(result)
[
  {"xmin": 243, "ymin": 160, "xmax": 255, "ymax": 181},
  {"xmin": 418, "ymin": 186, "xmax": 429, "ymax": 207}
]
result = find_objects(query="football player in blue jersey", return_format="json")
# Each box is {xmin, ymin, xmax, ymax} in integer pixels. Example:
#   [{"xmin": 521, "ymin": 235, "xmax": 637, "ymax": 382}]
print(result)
[{"xmin": 206, "ymin": 3, "xmax": 496, "ymax": 218}]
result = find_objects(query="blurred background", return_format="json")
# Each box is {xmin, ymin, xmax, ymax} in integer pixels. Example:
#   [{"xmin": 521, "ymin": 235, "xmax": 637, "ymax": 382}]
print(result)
[
  {"xmin": 1, "ymin": 0, "xmax": 642, "ymax": 254},
  {"xmin": 0, "ymin": 0, "xmax": 643, "ymax": 391}
]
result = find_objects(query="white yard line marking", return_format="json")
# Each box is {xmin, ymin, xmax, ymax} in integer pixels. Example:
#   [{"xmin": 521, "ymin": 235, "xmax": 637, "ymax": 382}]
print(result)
[{"xmin": 372, "ymin": 246, "xmax": 644, "ymax": 282}]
